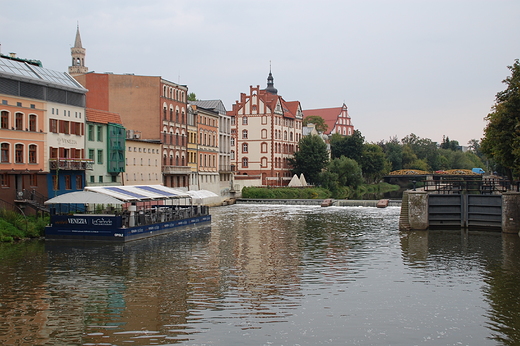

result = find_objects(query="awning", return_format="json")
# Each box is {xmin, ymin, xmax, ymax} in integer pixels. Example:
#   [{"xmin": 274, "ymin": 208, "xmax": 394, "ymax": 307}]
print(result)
[
  {"xmin": 84, "ymin": 185, "xmax": 191, "ymax": 202},
  {"xmin": 44, "ymin": 191, "xmax": 124, "ymax": 205}
]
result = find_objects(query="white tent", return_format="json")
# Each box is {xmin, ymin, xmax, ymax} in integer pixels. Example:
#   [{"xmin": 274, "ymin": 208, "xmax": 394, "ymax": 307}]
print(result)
[
  {"xmin": 288, "ymin": 174, "xmax": 303, "ymax": 187},
  {"xmin": 186, "ymin": 190, "xmax": 220, "ymax": 205},
  {"xmin": 45, "ymin": 191, "xmax": 124, "ymax": 205},
  {"xmin": 299, "ymin": 174, "xmax": 308, "ymax": 186}
]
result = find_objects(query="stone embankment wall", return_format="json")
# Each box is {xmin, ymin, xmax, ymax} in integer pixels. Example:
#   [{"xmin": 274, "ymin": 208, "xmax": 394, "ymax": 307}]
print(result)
[{"xmin": 236, "ymin": 199, "xmax": 402, "ymax": 207}]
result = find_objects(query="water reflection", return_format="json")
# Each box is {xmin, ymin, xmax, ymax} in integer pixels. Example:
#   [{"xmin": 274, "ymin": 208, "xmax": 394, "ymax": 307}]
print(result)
[{"xmin": 1, "ymin": 205, "xmax": 520, "ymax": 345}]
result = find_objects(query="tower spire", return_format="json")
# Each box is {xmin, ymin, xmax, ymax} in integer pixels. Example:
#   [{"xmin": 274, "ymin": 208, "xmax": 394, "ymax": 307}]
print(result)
[
  {"xmin": 265, "ymin": 61, "xmax": 278, "ymax": 94},
  {"xmin": 68, "ymin": 24, "xmax": 88, "ymax": 76}
]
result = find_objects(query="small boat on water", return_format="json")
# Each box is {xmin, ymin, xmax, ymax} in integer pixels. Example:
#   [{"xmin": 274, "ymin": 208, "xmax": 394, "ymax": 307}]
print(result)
[{"xmin": 44, "ymin": 185, "xmax": 211, "ymax": 242}]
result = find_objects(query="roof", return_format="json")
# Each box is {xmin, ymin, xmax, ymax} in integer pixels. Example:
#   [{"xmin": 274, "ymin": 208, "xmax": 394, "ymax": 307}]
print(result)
[
  {"xmin": 302, "ymin": 106, "xmax": 344, "ymax": 135},
  {"xmin": 84, "ymin": 185, "xmax": 191, "ymax": 202},
  {"xmin": 190, "ymin": 100, "xmax": 227, "ymax": 115},
  {"xmin": 0, "ymin": 56, "xmax": 87, "ymax": 92},
  {"xmin": 86, "ymin": 108, "xmax": 122, "ymax": 125},
  {"xmin": 45, "ymin": 191, "xmax": 124, "ymax": 205}
]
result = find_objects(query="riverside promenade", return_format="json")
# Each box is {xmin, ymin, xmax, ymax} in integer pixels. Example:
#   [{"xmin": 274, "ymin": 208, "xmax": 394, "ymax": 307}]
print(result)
[{"xmin": 236, "ymin": 198, "xmax": 402, "ymax": 207}]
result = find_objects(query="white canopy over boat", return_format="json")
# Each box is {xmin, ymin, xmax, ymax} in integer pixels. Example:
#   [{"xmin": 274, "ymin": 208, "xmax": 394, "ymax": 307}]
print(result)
[
  {"xmin": 84, "ymin": 185, "xmax": 191, "ymax": 202},
  {"xmin": 44, "ymin": 191, "xmax": 125, "ymax": 205}
]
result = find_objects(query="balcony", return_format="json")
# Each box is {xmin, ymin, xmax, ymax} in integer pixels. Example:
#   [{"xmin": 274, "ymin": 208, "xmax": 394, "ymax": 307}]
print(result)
[
  {"xmin": 49, "ymin": 158, "xmax": 94, "ymax": 171},
  {"xmin": 163, "ymin": 165, "xmax": 191, "ymax": 175}
]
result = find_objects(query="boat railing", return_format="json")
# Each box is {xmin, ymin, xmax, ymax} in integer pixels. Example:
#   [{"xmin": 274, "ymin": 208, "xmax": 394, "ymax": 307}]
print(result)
[{"xmin": 121, "ymin": 205, "xmax": 209, "ymax": 228}]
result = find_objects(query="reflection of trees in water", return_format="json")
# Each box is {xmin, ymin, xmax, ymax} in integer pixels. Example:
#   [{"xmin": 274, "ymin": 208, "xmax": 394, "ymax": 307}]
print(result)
[
  {"xmin": 483, "ymin": 234, "xmax": 520, "ymax": 346},
  {"xmin": 400, "ymin": 229, "xmax": 520, "ymax": 345}
]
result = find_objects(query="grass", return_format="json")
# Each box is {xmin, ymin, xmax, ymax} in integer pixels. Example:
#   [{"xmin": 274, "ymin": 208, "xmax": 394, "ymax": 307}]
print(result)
[{"xmin": 0, "ymin": 209, "xmax": 49, "ymax": 242}]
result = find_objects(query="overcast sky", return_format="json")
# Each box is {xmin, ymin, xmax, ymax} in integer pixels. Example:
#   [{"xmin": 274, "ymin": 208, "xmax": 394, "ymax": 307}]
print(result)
[{"xmin": 2, "ymin": 0, "xmax": 519, "ymax": 145}]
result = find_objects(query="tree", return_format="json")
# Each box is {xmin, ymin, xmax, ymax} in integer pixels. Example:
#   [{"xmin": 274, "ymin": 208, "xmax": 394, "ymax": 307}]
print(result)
[
  {"xmin": 440, "ymin": 136, "xmax": 460, "ymax": 151},
  {"xmin": 330, "ymin": 130, "xmax": 365, "ymax": 161},
  {"xmin": 188, "ymin": 92, "xmax": 197, "ymax": 101},
  {"xmin": 321, "ymin": 156, "xmax": 363, "ymax": 189},
  {"xmin": 359, "ymin": 143, "xmax": 390, "ymax": 183},
  {"xmin": 481, "ymin": 60, "xmax": 520, "ymax": 180},
  {"xmin": 303, "ymin": 116, "xmax": 328, "ymax": 133},
  {"xmin": 289, "ymin": 135, "xmax": 329, "ymax": 185},
  {"xmin": 378, "ymin": 136, "xmax": 403, "ymax": 171}
]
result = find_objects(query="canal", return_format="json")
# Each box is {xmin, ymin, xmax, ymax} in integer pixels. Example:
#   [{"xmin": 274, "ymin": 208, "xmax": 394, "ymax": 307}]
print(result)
[{"xmin": 1, "ymin": 204, "xmax": 520, "ymax": 345}]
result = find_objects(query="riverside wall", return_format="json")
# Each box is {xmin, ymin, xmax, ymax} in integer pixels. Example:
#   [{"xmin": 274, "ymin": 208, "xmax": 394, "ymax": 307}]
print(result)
[{"xmin": 236, "ymin": 199, "xmax": 402, "ymax": 207}]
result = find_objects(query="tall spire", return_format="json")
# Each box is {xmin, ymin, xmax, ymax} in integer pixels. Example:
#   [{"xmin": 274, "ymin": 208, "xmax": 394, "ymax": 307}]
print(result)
[
  {"xmin": 69, "ymin": 24, "xmax": 88, "ymax": 76},
  {"xmin": 74, "ymin": 24, "xmax": 83, "ymax": 49},
  {"xmin": 265, "ymin": 61, "xmax": 278, "ymax": 94}
]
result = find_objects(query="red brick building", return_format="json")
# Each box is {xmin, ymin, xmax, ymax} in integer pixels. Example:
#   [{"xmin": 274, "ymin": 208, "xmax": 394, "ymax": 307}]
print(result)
[
  {"xmin": 303, "ymin": 103, "xmax": 354, "ymax": 136},
  {"xmin": 74, "ymin": 73, "xmax": 190, "ymax": 188}
]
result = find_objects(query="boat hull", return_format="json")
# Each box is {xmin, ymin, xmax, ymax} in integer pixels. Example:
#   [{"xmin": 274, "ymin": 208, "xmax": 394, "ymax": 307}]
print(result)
[{"xmin": 45, "ymin": 214, "xmax": 211, "ymax": 242}]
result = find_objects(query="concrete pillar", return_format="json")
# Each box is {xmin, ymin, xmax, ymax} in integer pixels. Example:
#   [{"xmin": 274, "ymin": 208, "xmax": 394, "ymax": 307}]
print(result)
[
  {"xmin": 502, "ymin": 192, "xmax": 520, "ymax": 234},
  {"xmin": 408, "ymin": 191, "xmax": 429, "ymax": 230}
]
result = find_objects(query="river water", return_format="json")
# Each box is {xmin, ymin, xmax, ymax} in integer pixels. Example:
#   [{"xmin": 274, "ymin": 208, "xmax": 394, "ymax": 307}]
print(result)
[{"xmin": 1, "ymin": 204, "xmax": 520, "ymax": 345}]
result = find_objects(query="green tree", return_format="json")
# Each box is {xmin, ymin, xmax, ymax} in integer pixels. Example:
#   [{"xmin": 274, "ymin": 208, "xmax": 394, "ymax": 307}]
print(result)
[
  {"xmin": 440, "ymin": 136, "xmax": 460, "ymax": 151},
  {"xmin": 330, "ymin": 130, "xmax": 365, "ymax": 161},
  {"xmin": 321, "ymin": 156, "xmax": 363, "ymax": 189},
  {"xmin": 303, "ymin": 116, "xmax": 328, "ymax": 133},
  {"xmin": 378, "ymin": 136, "xmax": 403, "ymax": 171},
  {"xmin": 289, "ymin": 135, "xmax": 329, "ymax": 185},
  {"xmin": 359, "ymin": 143, "xmax": 390, "ymax": 183},
  {"xmin": 481, "ymin": 60, "xmax": 520, "ymax": 180},
  {"xmin": 188, "ymin": 92, "xmax": 197, "ymax": 101}
]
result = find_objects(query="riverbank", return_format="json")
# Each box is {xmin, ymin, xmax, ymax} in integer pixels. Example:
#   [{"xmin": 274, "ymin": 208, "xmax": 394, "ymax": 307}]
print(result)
[{"xmin": 236, "ymin": 198, "xmax": 402, "ymax": 207}]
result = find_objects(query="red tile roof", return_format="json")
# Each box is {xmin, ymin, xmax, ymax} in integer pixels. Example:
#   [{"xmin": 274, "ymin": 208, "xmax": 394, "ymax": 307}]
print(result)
[
  {"xmin": 86, "ymin": 108, "xmax": 122, "ymax": 124},
  {"xmin": 303, "ymin": 106, "xmax": 343, "ymax": 135}
]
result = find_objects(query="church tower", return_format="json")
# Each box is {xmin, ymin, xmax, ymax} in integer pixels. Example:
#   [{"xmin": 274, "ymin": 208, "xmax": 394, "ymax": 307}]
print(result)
[{"xmin": 68, "ymin": 25, "xmax": 88, "ymax": 76}]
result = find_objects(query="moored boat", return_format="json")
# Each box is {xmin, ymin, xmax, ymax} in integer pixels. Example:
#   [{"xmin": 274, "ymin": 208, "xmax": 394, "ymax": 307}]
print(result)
[{"xmin": 44, "ymin": 185, "xmax": 211, "ymax": 242}]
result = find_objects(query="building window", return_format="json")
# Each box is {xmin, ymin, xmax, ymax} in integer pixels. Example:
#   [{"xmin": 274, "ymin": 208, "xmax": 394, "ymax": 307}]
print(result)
[
  {"xmin": 90, "ymin": 176, "xmax": 95, "ymax": 183},
  {"xmin": 99, "ymin": 176, "xmax": 103, "ymax": 183},
  {"xmin": 261, "ymin": 142, "xmax": 267, "ymax": 153},
  {"xmin": 242, "ymin": 157, "xmax": 248, "ymax": 167},
  {"xmin": 0, "ymin": 173, "xmax": 8, "ymax": 187},
  {"xmin": 1, "ymin": 111, "xmax": 8, "ymax": 129},
  {"xmin": 76, "ymin": 176, "xmax": 83, "ymax": 189},
  {"xmin": 88, "ymin": 149, "xmax": 95, "ymax": 161},
  {"xmin": 261, "ymin": 157, "xmax": 267, "ymax": 167},
  {"xmin": 28, "ymin": 114, "xmax": 37, "ymax": 131},
  {"xmin": 49, "ymin": 119, "xmax": 58, "ymax": 133},
  {"xmin": 15, "ymin": 113, "xmax": 23, "ymax": 130},
  {"xmin": 242, "ymin": 117, "xmax": 248, "ymax": 125},
  {"xmin": 30, "ymin": 173, "xmax": 38, "ymax": 187},
  {"xmin": 261, "ymin": 129, "xmax": 267, "ymax": 139},
  {"xmin": 97, "ymin": 126, "xmax": 103, "ymax": 142},
  {"xmin": 242, "ymin": 130, "xmax": 248, "ymax": 139},
  {"xmin": 231, "ymin": 137, "xmax": 235, "ymax": 146},
  {"xmin": 242, "ymin": 143, "xmax": 248, "ymax": 153},
  {"xmin": 97, "ymin": 149, "xmax": 103, "ymax": 164},
  {"xmin": 15, "ymin": 144, "xmax": 23, "ymax": 163},
  {"xmin": 88, "ymin": 125, "xmax": 94, "ymax": 141},
  {"xmin": 65, "ymin": 175, "xmax": 72, "ymax": 190},
  {"xmin": 52, "ymin": 175, "xmax": 59, "ymax": 191},
  {"xmin": 29, "ymin": 145, "xmax": 37, "ymax": 163},
  {"xmin": 1, "ymin": 143, "xmax": 9, "ymax": 162},
  {"xmin": 231, "ymin": 150, "xmax": 235, "ymax": 160}
]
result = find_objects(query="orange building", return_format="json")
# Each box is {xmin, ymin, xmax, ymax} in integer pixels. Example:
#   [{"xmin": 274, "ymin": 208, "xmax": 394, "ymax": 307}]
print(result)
[
  {"xmin": 192, "ymin": 105, "xmax": 219, "ymax": 190},
  {"xmin": 1, "ymin": 54, "xmax": 87, "ymax": 206},
  {"xmin": 228, "ymin": 71, "xmax": 303, "ymax": 186}
]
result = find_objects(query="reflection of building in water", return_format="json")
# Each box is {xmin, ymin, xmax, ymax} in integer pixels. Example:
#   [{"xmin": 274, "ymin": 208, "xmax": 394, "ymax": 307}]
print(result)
[
  {"xmin": 0, "ymin": 246, "xmax": 51, "ymax": 345},
  {"xmin": 182, "ymin": 208, "xmax": 305, "ymax": 327}
]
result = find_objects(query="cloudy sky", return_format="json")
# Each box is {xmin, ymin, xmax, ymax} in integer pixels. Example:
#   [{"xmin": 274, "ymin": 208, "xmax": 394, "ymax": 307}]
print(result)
[{"xmin": 2, "ymin": 0, "xmax": 519, "ymax": 145}]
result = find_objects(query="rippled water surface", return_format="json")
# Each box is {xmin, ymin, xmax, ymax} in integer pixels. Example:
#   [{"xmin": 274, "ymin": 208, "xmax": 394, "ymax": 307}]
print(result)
[{"xmin": 1, "ymin": 204, "xmax": 520, "ymax": 345}]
